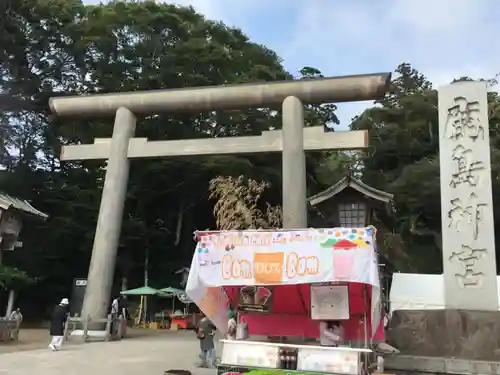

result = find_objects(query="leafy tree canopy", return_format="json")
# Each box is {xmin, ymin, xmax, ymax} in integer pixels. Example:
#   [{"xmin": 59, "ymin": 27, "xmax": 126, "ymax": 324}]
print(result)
[{"xmin": 1, "ymin": 1, "xmax": 499, "ymax": 319}]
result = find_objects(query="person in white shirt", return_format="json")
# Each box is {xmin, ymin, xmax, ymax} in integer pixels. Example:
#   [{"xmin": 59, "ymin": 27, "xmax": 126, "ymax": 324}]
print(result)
[
  {"xmin": 9, "ymin": 308, "xmax": 23, "ymax": 340},
  {"xmin": 111, "ymin": 296, "xmax": 120, "ymax": 315},
  {"xmin": 320, "ymin": 321, "xmax": 344, "ymax": 346},
  {"xmin": 10, "ymin": 308, "xmax": 23, "ymax": 324},
  {"xmin": 110, "ymin": 296, "xmax": 121, "ymax": 335}
]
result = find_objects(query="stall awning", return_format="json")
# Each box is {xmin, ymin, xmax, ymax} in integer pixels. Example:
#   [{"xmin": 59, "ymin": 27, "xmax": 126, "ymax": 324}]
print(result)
[
  {"xmin": 120, "ymin": 286, "xmax": 168, "ymax": 296},
  {"xmin": 160, "ymin": 287, "xmax": 184, "ymax": 295},
  {"xmin": 159, "ymin": 286, "xmax": 192, "ymax": 303}
]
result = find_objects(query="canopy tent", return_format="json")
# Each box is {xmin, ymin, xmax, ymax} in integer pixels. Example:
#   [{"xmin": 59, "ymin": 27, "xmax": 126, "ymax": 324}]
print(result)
[
  {"xmin": 120, "ymin": 286, "xmax": 171, "ymax": 326},
  {"xmin": 160, "ymin": 287, "xmax": 193, "ymax": 303},
  {"xmin": 120, "ymin": 286, "xmax": 168, "ymax": 296},
  {"xmin": 160, "ymin": 287, "xmax": 184, "ymax": 295},
  {"xmin": 158, "ymin": 286, "xmax": 193, "ymax": 315},
  {"xmin": 186, "ymin": 227, "xmax": 383, "ymax": 339}
]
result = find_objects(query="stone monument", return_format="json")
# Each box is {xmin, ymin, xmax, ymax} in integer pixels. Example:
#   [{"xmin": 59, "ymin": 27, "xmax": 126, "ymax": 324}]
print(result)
[
  {"xmin": 49, "ymin": 73, "xmax": 391, "ymax": 324},
  {"xmin": 387, "ymin": 81, "xmax": 500, "ymax": 369},
  {"xmin": 438, "ymin": 81, "xmax": 498, "ymax": 311}
]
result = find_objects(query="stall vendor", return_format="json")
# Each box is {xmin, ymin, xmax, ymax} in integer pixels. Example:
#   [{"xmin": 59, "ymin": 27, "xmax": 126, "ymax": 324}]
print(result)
[
  {"xmin": 227, "ymin": 309, "xmax": 237, "ymax": 340},
  {"xmin": 320, "ymin": 321, "xmax": 344, "ymax": 346}
]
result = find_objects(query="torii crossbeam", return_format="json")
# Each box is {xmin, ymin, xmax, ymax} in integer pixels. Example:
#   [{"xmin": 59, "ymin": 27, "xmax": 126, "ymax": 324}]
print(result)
[{"xmin": 60, "ymin": 127, "xmax": 367, "ymax": 160}]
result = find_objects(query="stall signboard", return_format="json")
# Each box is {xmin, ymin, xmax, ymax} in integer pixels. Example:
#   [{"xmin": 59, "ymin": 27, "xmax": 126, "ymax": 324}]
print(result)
[
  {"xmin": 186, "ymin": 227, "xmax": 381, "ymax": 335},
  {"xmin": 238, "ymin": 286, "xmax": 273, "ymax": 313},
  {"xmin": 297, "ymin": 347, "xmax": 360, "ymax": 375},
  {"xmin": 193, "ymin": 228, "xmax": 379, "ymax": 287},
  {"xmin": 70, "ymin": 278, "xmax": 87, "ymax": 317},
  {"xmin": 310, "ymin": 284, "xmax": 350, "ymax": 320}
]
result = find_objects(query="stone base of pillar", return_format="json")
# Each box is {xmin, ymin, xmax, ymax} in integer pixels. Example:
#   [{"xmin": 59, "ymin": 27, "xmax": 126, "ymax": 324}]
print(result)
[{"xmin": 388, "ymin": 309, "xmax": 500, "ymax": 361}]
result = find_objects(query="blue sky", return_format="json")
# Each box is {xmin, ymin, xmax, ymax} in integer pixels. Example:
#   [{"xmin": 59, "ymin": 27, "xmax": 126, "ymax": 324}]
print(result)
[{"xmin": 82, "ymin": 0, "xmax": 500, "ymax": 127}]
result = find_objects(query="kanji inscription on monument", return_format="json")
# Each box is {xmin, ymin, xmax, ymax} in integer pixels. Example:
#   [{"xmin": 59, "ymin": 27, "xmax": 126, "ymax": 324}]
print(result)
[{"xmin": 438, "ymin": 81, "xmax": 498, "ymax": 311}]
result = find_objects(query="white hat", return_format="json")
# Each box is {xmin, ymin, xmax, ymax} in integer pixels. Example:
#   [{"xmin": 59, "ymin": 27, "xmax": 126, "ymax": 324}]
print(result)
[{"xmin": 60, "ymin": 298, "xmax": 69, "ymax": 305}]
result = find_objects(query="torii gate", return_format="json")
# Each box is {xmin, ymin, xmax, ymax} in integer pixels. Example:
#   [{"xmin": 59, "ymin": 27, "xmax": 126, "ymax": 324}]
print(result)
[{"xmin": 49, "ymin": 73, "xmax": 391, "ymax": 323}]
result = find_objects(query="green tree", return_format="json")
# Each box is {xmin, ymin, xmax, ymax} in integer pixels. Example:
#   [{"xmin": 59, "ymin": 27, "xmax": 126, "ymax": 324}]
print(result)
[
  {"xmin": 352, "ymin": 63, "xmax": 500, "ymax": 272},
  {"xmin": 0, "ymin": 0, "xmax": 339, "ymax": 319}
]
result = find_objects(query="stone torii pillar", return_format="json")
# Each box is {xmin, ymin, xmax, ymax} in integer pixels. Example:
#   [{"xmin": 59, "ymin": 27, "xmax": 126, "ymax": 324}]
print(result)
[{"xmin": 49, "ymin": 73, "xmax": 391, "ymax": 323}]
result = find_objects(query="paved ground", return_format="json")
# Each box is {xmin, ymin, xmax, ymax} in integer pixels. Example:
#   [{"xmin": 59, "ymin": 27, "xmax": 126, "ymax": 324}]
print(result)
[
  {"xmin": 0, "ymin": 328, "xmax": 171, "ymax": 354},
  {"xmin": 0, "ymin": 329, "xmax": 217, "ymax": 375}
]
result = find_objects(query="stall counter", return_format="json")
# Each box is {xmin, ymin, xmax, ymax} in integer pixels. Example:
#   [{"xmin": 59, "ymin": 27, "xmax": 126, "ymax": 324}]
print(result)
[
  {"xmin": 218, "ymin": 367, "xmax": 339, "ymax": 375},
  {"xmin": 218, "ymin": 340, "xmax": 373, "ymax": 375}
]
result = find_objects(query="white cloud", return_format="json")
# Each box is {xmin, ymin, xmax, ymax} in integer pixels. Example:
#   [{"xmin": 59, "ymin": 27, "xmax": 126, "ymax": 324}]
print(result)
[
  {"xmin": 387, "ymin": 0, "xmax": 487, "ymax": 34},
  {"xmin": 279, "ymin": 0, "xmax": 499, "ymax": 123},
  {"xmin": 171, "ymin": 0, "xmax": 224, "ymax": 21},
  {"xmin": 172, "ymin": 0, "xmax": 279, "ymax": 29},
  {"xmin": 81, "ymin": 0, "xmax": 499, "ymax": 124},
  {"xmin": 289, "ymin": 0, "xmax": 497, "ymax": 68},
  {"xmin": 83, "ymin": 0, "xmax": 499, "ymax": 83}
]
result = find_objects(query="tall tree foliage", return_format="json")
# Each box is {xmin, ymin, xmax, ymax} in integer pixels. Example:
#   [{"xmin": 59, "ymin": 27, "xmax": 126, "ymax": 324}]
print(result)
[
  {"xmin": 0, "ymin": 0, "xmax": 335, "ymax": 318},
  {"xmin": 2, "ymin": 1, "xmax": 499, "ymax": 319},
  {"xmin": 352, "ymin": 63, "xmax": 500, "ymax": 272}
]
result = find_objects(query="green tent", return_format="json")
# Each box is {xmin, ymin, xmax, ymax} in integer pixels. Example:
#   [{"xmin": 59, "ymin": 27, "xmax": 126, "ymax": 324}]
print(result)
[
  {"xmin": 120, "ymin": 286, "xmax": 168, "ymax": 296},
  {"xmin": 159, "ymin": 287, "xmax": 192, "ymax": 313},
  {"xmin": 159, "ymin": 287, "xmax": 184, "ymax": 296}
]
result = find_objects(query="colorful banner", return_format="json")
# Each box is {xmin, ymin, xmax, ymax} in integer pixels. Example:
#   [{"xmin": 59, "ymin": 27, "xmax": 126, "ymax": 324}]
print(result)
[
  {"xmin": 194, "ymin": 228, "xmax": 379, "ymax": 288},
  {"xmin": 186, "ymin": 227, "xmax": 381, "ymax": 335}
]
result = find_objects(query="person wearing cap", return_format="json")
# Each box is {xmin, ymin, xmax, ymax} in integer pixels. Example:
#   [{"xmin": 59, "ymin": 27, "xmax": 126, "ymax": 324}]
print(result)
[{"xmin": 48, "ymin": 298, "xmax": 69, "ymax": 351}]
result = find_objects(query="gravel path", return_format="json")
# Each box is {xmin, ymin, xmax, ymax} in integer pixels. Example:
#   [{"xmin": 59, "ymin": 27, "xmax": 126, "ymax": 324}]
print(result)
[{"xmin": 0, "ymin": 330, "xmax": 217, "ymax": 375}]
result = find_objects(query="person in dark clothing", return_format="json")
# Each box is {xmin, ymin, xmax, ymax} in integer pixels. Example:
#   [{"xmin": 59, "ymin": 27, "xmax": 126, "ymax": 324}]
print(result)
[
  {"xmin": 196, "ymin": 314, "xmax": 216, "ymax": 367},
  {"xmin": 48, "ymin": 298, "xmax": 69, "ymax": 351}
]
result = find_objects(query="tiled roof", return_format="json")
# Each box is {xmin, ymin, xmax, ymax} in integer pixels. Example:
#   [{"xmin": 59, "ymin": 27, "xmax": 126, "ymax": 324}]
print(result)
[
  {"xmin": 0, "ymin": 192, "xmax": 48, "ymax": 219},
  {"xmin": 308, "ymin": 175, "xmax": 393, "ymax": 206}
]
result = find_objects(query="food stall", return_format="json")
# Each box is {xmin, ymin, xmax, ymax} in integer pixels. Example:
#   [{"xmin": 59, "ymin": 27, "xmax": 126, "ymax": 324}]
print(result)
[
  {"xmin": 120, "ymin": 285, "xmax": 171, "ymax": 328},
  {"xmin": 186, "ymin": 227, "xmax": 385, "ymax": 375},
  {"xmin": 160, "ymin": 287, "xmax": 197, "ymax": 330}
]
